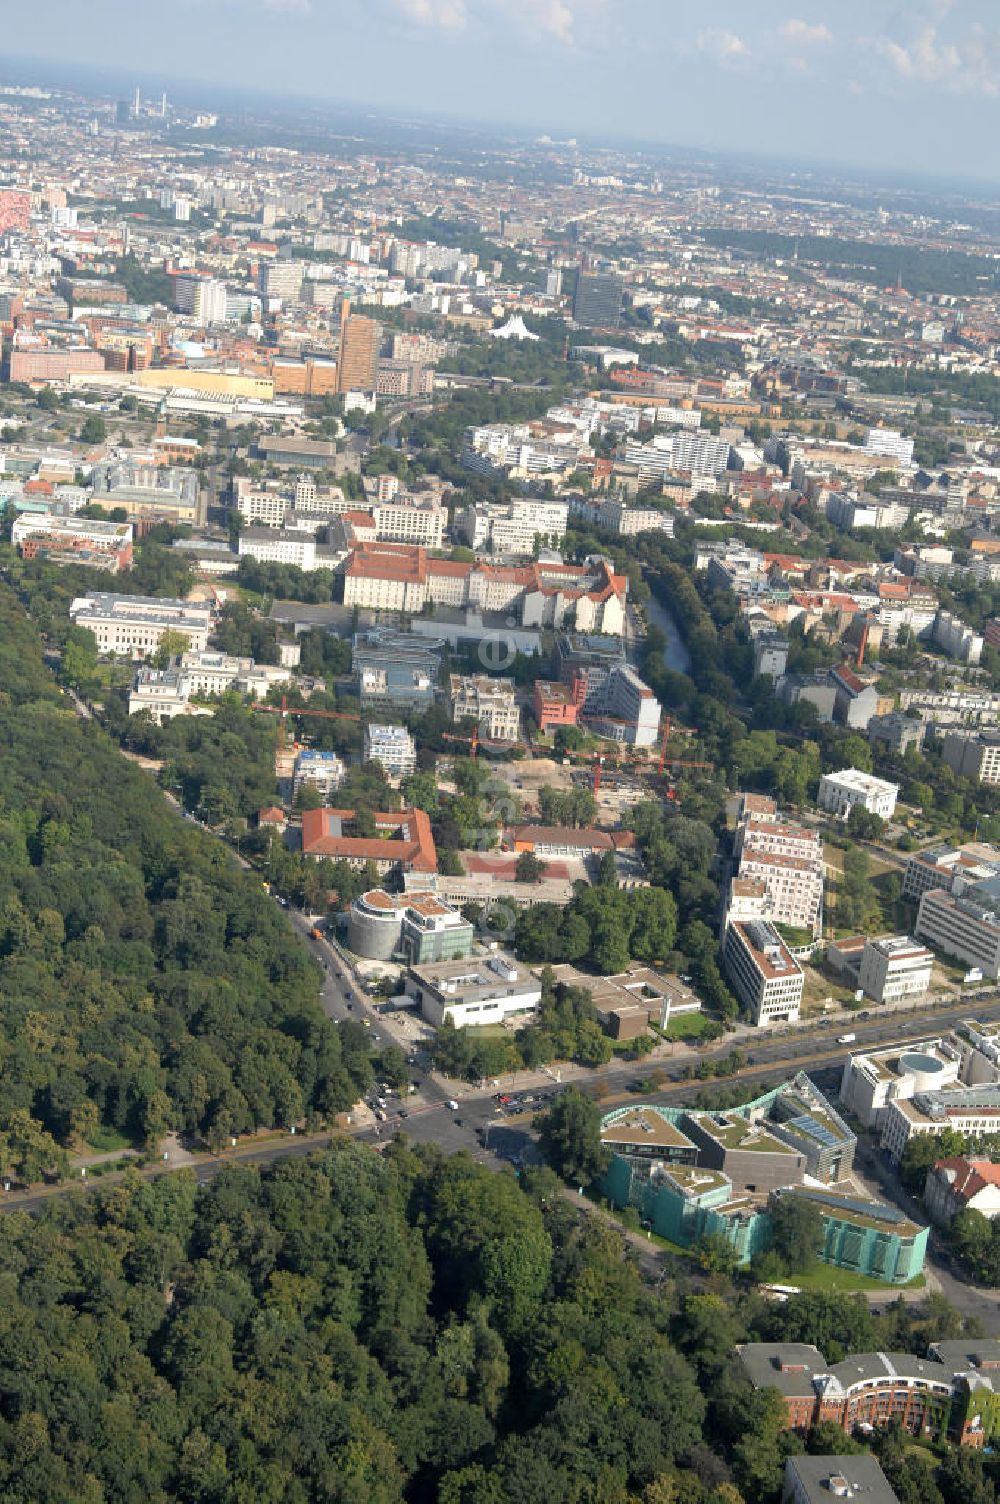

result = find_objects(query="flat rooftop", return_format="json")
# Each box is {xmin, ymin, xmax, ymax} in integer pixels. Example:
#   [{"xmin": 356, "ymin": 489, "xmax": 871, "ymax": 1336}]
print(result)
[
  {"xmin": 658, "ymin": 1163, "xmax": 730, "ymax": 1196},
  {"xmin": 601, "ymin": 1108, "xmax": 695, "ymax": 1152},
  {"xmin": 782, "ymin": 1187, "xmax": 922, "ymax": 1238},
  {"xmin": 686, "ymin": 1111, "xmax": 797, "ymax": 1154},
  {"xmin": 784, "ymin": 1455, "xmax": 901, "ymax": 1504},
  {"xmin": 821, "ymin": 767, "xmax": 898, "ymax": 796}
]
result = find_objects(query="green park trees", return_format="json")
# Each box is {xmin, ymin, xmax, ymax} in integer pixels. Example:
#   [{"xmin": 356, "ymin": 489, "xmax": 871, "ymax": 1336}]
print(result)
[
  {"xmin": 514, "ymin": 885, "xmax": 678, "ymax": 975},
  {"xmin": 536, "ymin": 1086, "xmax": 610, "ymax": 1184},
  {"xmin": 0, "ymin": 587, "xmax": 372, "ymax": 1164}
]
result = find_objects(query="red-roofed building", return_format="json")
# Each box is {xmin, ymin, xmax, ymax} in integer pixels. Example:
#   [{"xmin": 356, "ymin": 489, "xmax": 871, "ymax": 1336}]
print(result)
[
  {"xmin": 300, "ymin": 806, "xmax": 436, "ymax": 874},
  {"xmin": 257, "ymin": 806, "xmax": 287, "ymax": 831},
  {"xmin": 925, "ymin": 1157, "xmax": 1000, "ymax": 1226},
  {"xmin": 343, "ymin": 542, "xmax": 627, "ymax": 633}
]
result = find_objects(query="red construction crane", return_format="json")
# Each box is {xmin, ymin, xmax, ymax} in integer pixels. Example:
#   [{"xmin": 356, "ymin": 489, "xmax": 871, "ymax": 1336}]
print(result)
[{"xmin": 258, "ymin": 694, "xmax": 362, "ymax": 751}]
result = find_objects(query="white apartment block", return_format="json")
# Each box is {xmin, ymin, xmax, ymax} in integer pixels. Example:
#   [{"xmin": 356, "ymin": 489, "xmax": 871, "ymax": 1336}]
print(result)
[
  {"xmin": 293, "ymin": 481, "xmax": 352, "ymax": 517},
  {"xmin": 625, "ymin": 431, "xmax": 733, "ymax": 479},
  {"xmin": 898, "ymin": 688, "xmax": 1000, "ymax": 727},
  {"xmin": 737, "ymin": 819, "xmax": 823, "ymax": 867},
  {"xmin": 461, "ymin": 425, "xmax": 584, "ymax": 481},
  {"xmin": 723, "ymin": 920, "xmax": 804, "ymax": 1027},
  {"xmin": 735, "ymin": 851, "xmax": 824, "ymax": 936},
  {"xmin": 941, "ymin": 733, "xmax": 1000, "ymax": 786},
  {"xmin": 70, "ymin": 594, "xmax": 212, "ymax": 659},
  {"xmin": 595, "ymin": 499, "xmax": 675, "ymax": 537},
  {"xmin": 292, "ymin": 750, "xmax": 346, "ymax": 802},
  {"xmin": 238, "ymin": 529, "xmax": 319, "ymax": 570},
  {"xmin": 864, "ymin": 427, "xmax": 915, "ymax": 466},
  {"xmin": 449, "ymin": 674, "xmax": 521, "ymax": 742},
  {"xmin": 174, "ymin": 274, "xmax": 228, "ymax": 325},
  {"xmin": 817, "ymin": 768, "xmax": 898, "ymax": 822},
  {"xmin": 585, "ymin": 665, "xmax": 661, "ymax": 748},
  {"xmin": 459, "ymin": 497, "xmax": 569, "ymax": 555},
  {"xmin": 731, "ymin": 813, "xmax": 824, "ymax": 938},
  {"xmin": 857, "ymin": 935, "xmax": 934, "ymax": 1005},
  {"xmin": 364, "ymin": 723, "xmax": 417, "ymax": 777},
  {"xmin": 372, "ymin": 499, "xmax": 445, "ymax": 548},
  {"xmin": 933, "ymin": 609, "xmax": 983, "ymax": 666},
  {"xmin": 236, "ymin": 489, "xmax": 289, "ymax": 528},
  {"xmin": 916, "ymin": 886, "xmax": 1000, "ymax": 981}
]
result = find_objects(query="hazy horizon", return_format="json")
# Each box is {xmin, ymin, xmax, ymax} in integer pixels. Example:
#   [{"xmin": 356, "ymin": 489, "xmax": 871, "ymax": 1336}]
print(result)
[{"xmin": 3, "ymin": 1, "xmax": 1000, "ymax": 187}]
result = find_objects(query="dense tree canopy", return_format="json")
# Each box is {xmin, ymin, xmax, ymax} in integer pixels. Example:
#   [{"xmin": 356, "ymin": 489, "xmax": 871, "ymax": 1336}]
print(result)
[{"xmin": 0, "ymin": 589, "xmax": 367, "ymax": 1172}]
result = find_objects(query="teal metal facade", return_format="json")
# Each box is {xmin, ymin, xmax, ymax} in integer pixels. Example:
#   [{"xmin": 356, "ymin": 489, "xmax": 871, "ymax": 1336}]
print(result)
[{"xmin": 602, "ymin": 1088, "xmax": 928, "ymax": 1285}]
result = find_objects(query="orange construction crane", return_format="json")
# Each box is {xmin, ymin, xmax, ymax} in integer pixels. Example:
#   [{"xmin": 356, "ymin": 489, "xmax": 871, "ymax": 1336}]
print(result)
[{"xmin": 258, "ymin": 694, "xmax": 362, "ymax": 751}]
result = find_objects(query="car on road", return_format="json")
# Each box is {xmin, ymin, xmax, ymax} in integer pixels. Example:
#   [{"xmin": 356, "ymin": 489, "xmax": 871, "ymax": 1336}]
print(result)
[
  {"xmin": 398, "ymin": 1109, "xmax": 408, "ymax": 1119},
  {"xmin": 446, "ymin": 1099, "xmax": 459, "ymax": 1110},
  {"xmin": 453, "ymin": 1117, "xmax": 462, "ymax": 1127}
]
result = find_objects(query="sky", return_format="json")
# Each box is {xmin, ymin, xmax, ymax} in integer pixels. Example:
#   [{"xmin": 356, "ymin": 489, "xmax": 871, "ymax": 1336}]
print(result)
[{"xmin": 5, "ymin": 0, "xmax": 1000, "ymax": 182}]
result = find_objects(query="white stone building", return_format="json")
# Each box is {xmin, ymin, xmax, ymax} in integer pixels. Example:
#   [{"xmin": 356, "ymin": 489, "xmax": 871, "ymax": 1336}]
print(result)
[{"xmin": 817, "ymin": 769, "xmax": 898, "ymax": 822}]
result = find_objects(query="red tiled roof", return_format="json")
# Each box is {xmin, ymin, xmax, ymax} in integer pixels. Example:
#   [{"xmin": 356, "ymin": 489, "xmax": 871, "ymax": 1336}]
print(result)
[
  {"xmin": 934, "ymin": 1157, "xmax": 1000, "ymax": 1204},
  {"xmin": 301, "ymin": 806, "xmax": 436, "ymax": 871}
]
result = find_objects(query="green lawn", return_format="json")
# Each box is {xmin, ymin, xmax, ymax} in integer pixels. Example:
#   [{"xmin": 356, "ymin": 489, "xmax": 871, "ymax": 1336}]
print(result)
[
  {"xmin": 662, "ymin": 1013, "xmax": 719, "ymax": 1042},
  {"xmin": 85, "ymin": 1126, "xmax": 135, "ymax": 1154},
  {"xmin": 781, "ymin": 1263, "xmax": 926, "ymax": 1295},
  {"xmin": 461, "ymin": 1023, "xmax": 509, "ymax": 1042}
]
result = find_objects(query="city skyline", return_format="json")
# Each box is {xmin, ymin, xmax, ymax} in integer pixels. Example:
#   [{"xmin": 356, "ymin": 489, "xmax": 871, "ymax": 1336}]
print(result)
[{"xmin": 5, "ymin": 0, "xmax": 1000, "ymax": 183}]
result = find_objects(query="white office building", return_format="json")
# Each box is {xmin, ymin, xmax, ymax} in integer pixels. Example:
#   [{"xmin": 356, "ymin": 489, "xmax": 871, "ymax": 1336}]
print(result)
[
  {"xmin": 817, "ymin": 768, "xmax": 898, "ymax": 822},
  {"xmin": 916, "ymin": 882, "xmax": 1000, "ymax": 981},
  {"xmin": 723, "ymin": 920, "xmax": 804, "ymax": 1027},
  {"xmin": 840, "ymin": 1037, "xmax": 963, "ymax": 1129},
  {"xmin": 403, "ymin": 953, "xmax": 542, "ymax": 1029},
  {"xmin": 933, "ymin": 610, "xmax": 984, "ymax": 666},
  {"xmin": 70, "ymin": 593, "xmax": 212, "ymax": 659},
  {"xmin": 857, "ymin": 935, "xmax": 934, "ymax": 1005},
  {"xmin": 364, "ymin": 723, "xmax": 417, "ymax": 777},
  {"xmin": 902, "ymin": 843, "xmax": 1000, "ymax": 904},
  {"xmin": 881, "ymin": 1084, "xmax": 1000, "ymax": 1162}
]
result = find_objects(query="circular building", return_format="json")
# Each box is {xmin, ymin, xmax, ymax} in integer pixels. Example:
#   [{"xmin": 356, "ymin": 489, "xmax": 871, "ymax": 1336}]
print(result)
[{"xmin": 347, "ymin": 889, "xmax": 405, "ymax": 961}]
